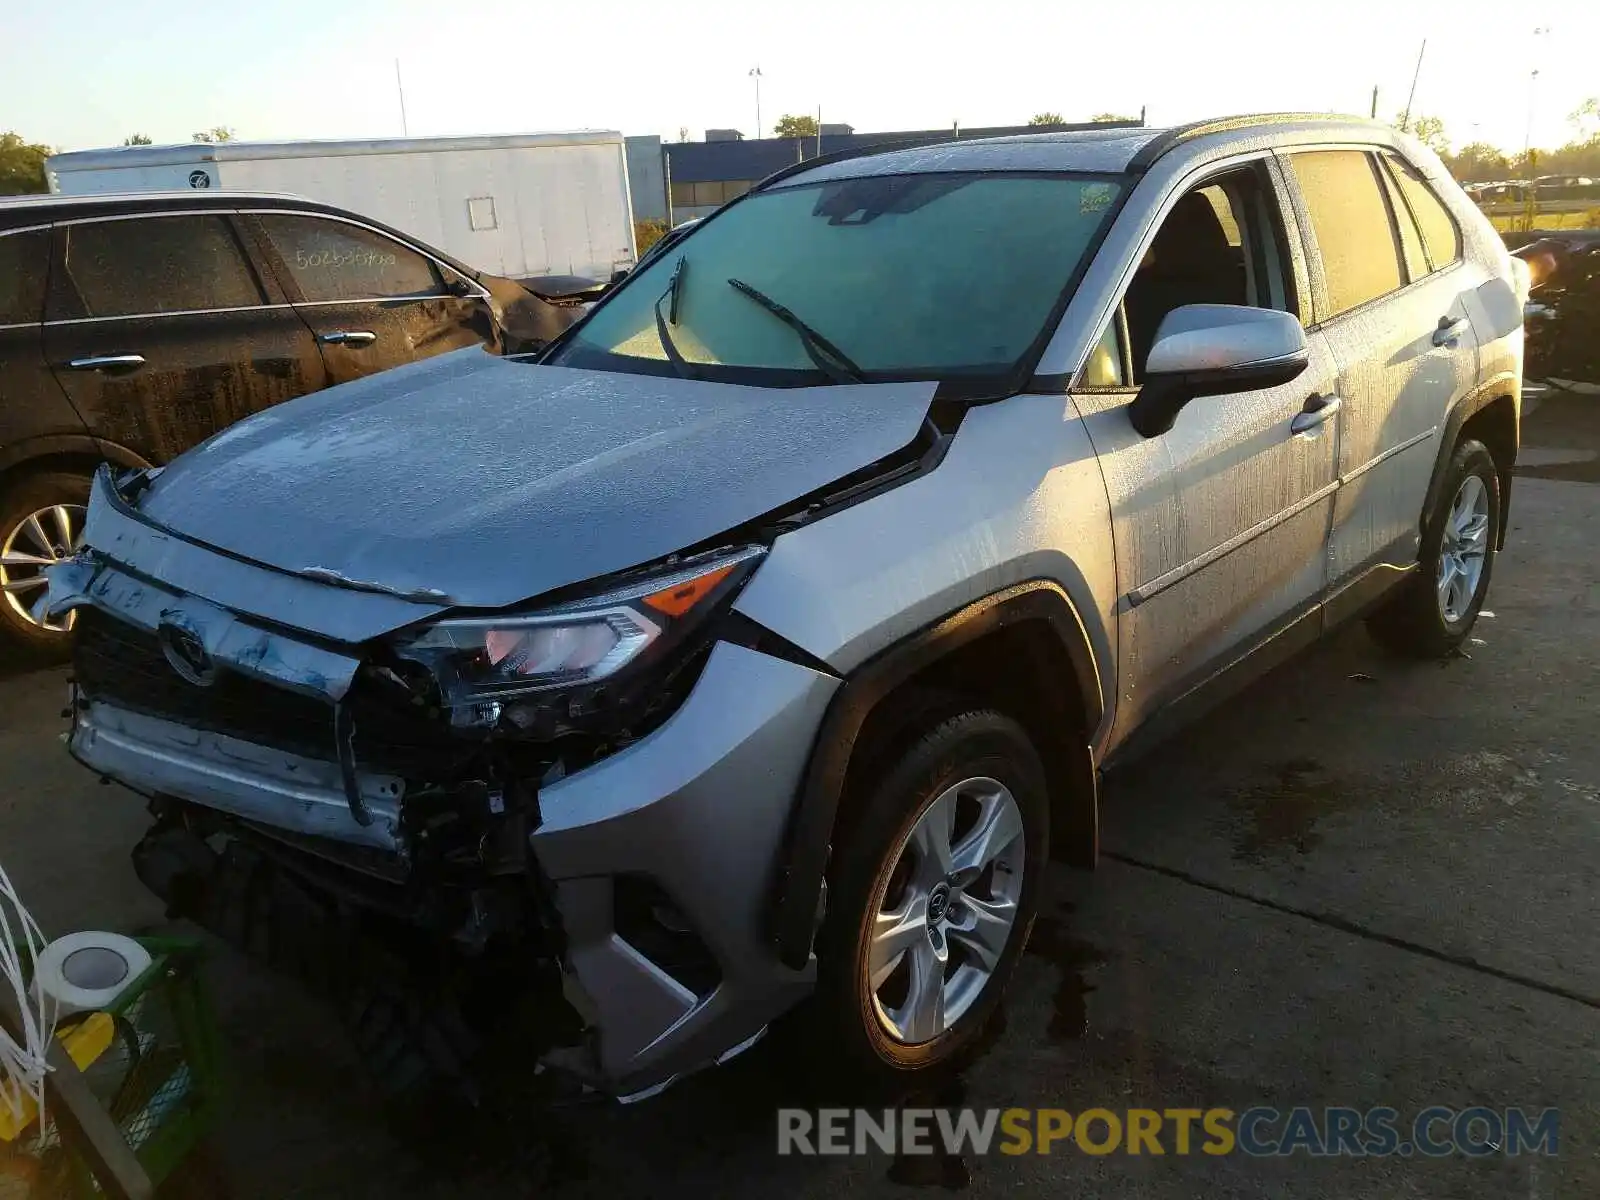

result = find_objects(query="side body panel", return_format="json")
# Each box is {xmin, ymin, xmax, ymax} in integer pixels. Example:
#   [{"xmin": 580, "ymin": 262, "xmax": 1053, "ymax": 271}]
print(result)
[
  {"xmin": 1076, "ymin": 330, "xmax": 1340, "ymax": 749},
  {"xmin": 732, "ymin": 393, "xmax": 1119, "ymax": 736}
]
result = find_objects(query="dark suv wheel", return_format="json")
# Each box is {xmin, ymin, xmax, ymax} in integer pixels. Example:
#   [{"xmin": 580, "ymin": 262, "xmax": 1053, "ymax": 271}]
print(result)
[
  {"xmin": 0, "ymin": 469, "xmax": 92, "ymax": 659},
  {"xmin": 814, "ymin": 708, "xmax": 1049, "ymax": 1082}
]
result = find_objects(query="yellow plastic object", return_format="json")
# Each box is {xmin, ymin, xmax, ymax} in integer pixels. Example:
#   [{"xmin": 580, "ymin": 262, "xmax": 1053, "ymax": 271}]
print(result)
[{"xmin": 0, "ymin": 1012, "xmax": 115, "ymax": 1142}]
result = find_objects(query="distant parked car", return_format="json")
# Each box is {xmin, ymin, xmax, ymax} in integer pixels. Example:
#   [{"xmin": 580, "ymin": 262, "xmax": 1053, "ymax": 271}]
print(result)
[
  {"xmin": 1533, "ymin": 175, "xmax": 1600, "ymax": 203},
  {"xmin": 0, "ymin": 190, "xmax": 580, "ymax": 655}
]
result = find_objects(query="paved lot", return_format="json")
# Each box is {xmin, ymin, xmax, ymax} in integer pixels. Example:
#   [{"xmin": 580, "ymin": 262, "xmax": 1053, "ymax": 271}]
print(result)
[{"xmin": 2, "ymin": 386, "xmax": 1598, "ymax": 1197}]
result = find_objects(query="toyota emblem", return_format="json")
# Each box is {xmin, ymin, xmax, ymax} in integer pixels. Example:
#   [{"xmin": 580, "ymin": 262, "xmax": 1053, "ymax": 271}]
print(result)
[{"xmin": 158, "ymin": 622, "xmax": 218, "ymax": 687}]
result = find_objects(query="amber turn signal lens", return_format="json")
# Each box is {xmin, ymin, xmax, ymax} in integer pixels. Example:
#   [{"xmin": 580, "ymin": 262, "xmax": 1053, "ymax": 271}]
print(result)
[{"xmin": 642, "ymin": 564, "xmax": 736, "ymax": 618}]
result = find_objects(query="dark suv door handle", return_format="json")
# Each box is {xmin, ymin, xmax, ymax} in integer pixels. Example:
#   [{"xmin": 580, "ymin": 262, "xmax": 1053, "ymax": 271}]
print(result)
[
  {"xmin": 1291, "ymin": 393, "xmax": 1342, "ymax": 436},
  {"xmin": 67, "ymin": 354, "xmax": 146, "ymax": 372},
  {"xmin": 1433, "ymin": 315, "xmax": 1470, "ymax": 347},
  {"xmin": 316, "ymin": 330, "xmax": 378, "ymax": 347}
]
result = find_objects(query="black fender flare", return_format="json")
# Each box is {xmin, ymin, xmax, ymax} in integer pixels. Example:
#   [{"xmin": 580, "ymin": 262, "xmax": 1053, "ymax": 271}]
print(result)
[
  {"xmin": 767, "ymin": 579, "xmax": 1106, "ymax": 969},
  {"xmin": 0, "ymin": 434, "xmax": 153, "ymax": 481},
  {"xmin": 1420, "ymin": 374, "xmax": 1518, "ymax": 551}
]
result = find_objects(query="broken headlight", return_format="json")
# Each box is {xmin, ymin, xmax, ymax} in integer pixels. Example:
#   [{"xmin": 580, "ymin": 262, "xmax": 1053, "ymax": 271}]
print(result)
[{"xmin": 397, "ymin": 546, "xmax": 765, "ymax": 729}]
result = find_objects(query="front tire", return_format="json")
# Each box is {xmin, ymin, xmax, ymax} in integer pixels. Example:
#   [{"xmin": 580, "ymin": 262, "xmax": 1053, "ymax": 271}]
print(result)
[
  {"xmin": 1367, "ymin": 438, "xmax": 1501, "ymax": 658},
  {"xmin": 0, "ymin": 469, "xmax": 92, "ymax": 661},
  {"xmin": 814, "ymin": 708, "xmax": 1049, "ymax": 1083}
]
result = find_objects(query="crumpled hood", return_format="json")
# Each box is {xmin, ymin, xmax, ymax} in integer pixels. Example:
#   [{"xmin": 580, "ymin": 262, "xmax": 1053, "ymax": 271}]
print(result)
[{"xmin": 138, "ymin": 349, "xmax": 935, "ymax": 611}]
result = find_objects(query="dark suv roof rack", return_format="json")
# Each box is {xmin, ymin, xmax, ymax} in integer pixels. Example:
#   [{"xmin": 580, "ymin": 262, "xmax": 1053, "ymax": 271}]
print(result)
[{"xmin": 1127, "ymin": 112, "xmax": 1376, "ymax": 172}]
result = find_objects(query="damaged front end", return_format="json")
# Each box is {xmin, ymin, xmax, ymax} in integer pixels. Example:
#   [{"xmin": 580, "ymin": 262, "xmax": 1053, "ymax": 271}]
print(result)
[{"xmin": 50, "ymin": 468, "xmax": 830, "ymax": 1100}]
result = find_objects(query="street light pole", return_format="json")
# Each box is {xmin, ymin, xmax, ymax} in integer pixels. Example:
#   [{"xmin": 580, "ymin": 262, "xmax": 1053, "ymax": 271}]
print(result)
[
  {"xmin": 749, "ymin": 67, "xmax": 763, "ymax": 138},
  {"xmin": 1523, "ymin": 27, "xmax": 1550, "ymax": 163}
]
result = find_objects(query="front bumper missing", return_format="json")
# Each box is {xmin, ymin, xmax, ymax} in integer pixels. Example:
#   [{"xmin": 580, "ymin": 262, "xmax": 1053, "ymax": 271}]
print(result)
[
  {"xmin": 71, "ymin": 635, "xmax": 838, "ymax": 1097},
  {"xmin": 56, "ymin": 469, "xmax": 845, "ymax": 1097},
  {"xmin": 71, "ymin": 702, "xmax": 405, "ymax": 852}
]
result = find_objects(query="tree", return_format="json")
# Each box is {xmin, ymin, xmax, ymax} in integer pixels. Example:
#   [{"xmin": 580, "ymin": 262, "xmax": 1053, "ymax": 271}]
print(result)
[
  {"xmin": 1028, "ymin": 112, "xmax": 1065, "ymax": 126},
  {"xmin": 1571, "ymin": 98, "xmax": 1600, "ymax": 143},
  {"xmin": 1091, "ymin": 112, "xmax": 1138, "ymax": 124},
  {"xmin": 772, "ymin": 114, "xmax": 818, "ymax": 139},
  {"xmin": 1395, "ymin": 112, "xmax": 1449, "ymax": 156},
  {"xmin": 123, "ymin": 133, "xmax": 153, "ymax": 146},
  {"xmin": 1444, "ymin": 141, "xmax": 1510, "ymax": 183},
  {"xmin": 0, "ymin": 131, "xmax": 50, "ymax": 195},
  {"xmin": 192, "ymin": 126, "xmax": 235, "ymax": 144}
]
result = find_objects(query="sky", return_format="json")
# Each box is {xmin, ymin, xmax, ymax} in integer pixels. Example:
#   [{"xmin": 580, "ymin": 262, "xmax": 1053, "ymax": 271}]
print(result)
[{"xmin": 2, "ymin": 0, "xmax": 1594, "ymax": 156}]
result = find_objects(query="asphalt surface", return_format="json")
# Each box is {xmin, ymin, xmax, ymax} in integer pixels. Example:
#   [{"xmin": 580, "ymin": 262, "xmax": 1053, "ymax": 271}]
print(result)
[{"xmin": 1, "ymin": 384, "xmax": 1597, "ymax": 1198}]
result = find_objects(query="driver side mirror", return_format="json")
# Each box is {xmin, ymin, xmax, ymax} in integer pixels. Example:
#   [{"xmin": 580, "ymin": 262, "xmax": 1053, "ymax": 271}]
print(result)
[{"xmin": 1128, "ymin": 304, "xmax": 1310, "ymax": 438}]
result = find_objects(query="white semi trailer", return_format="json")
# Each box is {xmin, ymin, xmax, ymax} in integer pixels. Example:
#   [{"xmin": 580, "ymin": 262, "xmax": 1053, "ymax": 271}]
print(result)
[{"xmin": 46, "ymin": 131, "xmax": 637, "ymax": 283}]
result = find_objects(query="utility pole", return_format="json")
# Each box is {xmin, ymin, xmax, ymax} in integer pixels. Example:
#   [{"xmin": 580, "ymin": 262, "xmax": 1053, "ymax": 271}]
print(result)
[
  {"xmin": 749, "ymin": 67, "xmax": 763, "ymax": 138},
  {"xmin": 1370, "ymin": 85, "xmax": 1379, "ymax": 119},
  {"xmin": 664, "ymin": 147, "xmax": 674, "ymax": 228},
  {"xmin": 1400, "ymin": 38, "xmax": 1426, "ymax": 131},
  {"xmin": 817, "ymin": 105, "xmax": 823, "ymax": 158},
  {"xmin": 395, "ymin": 59, "xmax": 409, "ymax": 137}
]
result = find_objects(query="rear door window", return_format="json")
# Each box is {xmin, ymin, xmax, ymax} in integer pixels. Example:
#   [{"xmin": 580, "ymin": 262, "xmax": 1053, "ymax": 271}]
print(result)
[
  {"xmin": 58, "ymin": 215, "xmax": 264, "ymax": 318},
  {"xmin": 1286, "ymin": 150, "xmax": 1405, "ymax": 319},
  {"xmin": 0, "ymin": 229, "xmax": 49, "ymax": 324},
  {"xmin": 1382, "ymin": 153, "xmax": 1463, "ymax": 270},
  {"xmin": 255, "ymin": 214, "xmax": 443, "ymax": 302}
]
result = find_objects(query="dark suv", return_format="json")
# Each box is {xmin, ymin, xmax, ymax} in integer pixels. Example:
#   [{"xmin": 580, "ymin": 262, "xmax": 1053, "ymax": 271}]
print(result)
[{"xmin": 0, "ymin": 191, "xmax": 576, "ymax": 656}]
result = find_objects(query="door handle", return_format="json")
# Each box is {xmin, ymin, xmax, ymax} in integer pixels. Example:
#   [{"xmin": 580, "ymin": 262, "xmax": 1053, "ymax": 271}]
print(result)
[
  {"xmin": 316, "ymin": 330, "xmax": 378, "ymax": 347},
  {"xmin": 1290, "ymin": 393, "xmax": 1342, "ymax": 436},
  {"xmin": 66, "ymin": 354, "xmax": 146, "ymax": 372},
  {"xmin": 1433, "ymin": 315, "xmax": 1470, "ymax": 347}
]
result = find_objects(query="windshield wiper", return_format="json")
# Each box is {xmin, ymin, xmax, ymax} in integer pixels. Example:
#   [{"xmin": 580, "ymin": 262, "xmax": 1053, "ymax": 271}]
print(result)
[
  {"xmin": 726, "ymin": 277, "xmax": 865, "ymax": 384},
  {"xmin": 653, "ymin": 256, "xmax": 695, "ymax": 379}
]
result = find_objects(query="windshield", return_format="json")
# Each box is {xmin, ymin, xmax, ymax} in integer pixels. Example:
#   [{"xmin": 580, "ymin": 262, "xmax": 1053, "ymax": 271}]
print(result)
[{"xmin": 547, "ymin": 171, "xmax": 1125, "ymax": 386}]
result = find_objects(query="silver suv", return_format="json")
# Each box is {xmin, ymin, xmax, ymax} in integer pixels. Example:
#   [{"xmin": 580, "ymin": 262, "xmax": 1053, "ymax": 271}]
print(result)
[{"xmin": 51, "ymin": 115, "xmax": 1525, "ymax": 1102}]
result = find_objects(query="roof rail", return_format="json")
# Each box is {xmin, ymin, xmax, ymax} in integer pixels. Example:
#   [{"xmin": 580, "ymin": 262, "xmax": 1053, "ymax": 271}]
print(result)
[{"xmin": 1127, "ymin": 112, "xmax": 1376, "ymax": 172}]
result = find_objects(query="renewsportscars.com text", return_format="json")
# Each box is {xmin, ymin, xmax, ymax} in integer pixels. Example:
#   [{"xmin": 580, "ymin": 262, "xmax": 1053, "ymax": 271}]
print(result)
[{"xmin": 777, "ymin": 1106, "xmax": 1559, "ymax": 1158}]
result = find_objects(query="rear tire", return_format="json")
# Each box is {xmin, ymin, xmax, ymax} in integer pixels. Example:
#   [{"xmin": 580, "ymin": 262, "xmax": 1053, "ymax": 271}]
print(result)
[
  {"xmin": 0, "ymin": 468, "xmax": 92, "ymax": 662},
  {"xmin": 1367, "ymin": 438, "xmax": 1500, "ymax": 658},
  {"xmin": 813, "ymin": 708, "xmax": 1049, "ymax": 1087}
]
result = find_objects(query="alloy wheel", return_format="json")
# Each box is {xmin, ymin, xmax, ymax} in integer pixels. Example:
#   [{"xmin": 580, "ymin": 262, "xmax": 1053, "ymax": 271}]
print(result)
[
  {"xmin": 0, "ymin": 504, "xmax": 85, "ymax": 633},
  {"xmin": 1436, "ymin": 475, "xmax": 1490, "ymax": 624},
  {"xmin": 866, "ymin": 776, "xmax": 1026, "ymax": 1045}
]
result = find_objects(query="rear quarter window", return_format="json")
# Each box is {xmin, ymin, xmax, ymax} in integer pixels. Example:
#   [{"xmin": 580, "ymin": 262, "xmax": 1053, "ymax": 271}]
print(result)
[
  {"xmin": 0, "ymin": 229, "xmax": 50, "ymax": 325},
  {"xmin": 1383, "ymin": 153, "xmax": 1463, "ymax": 270}
]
